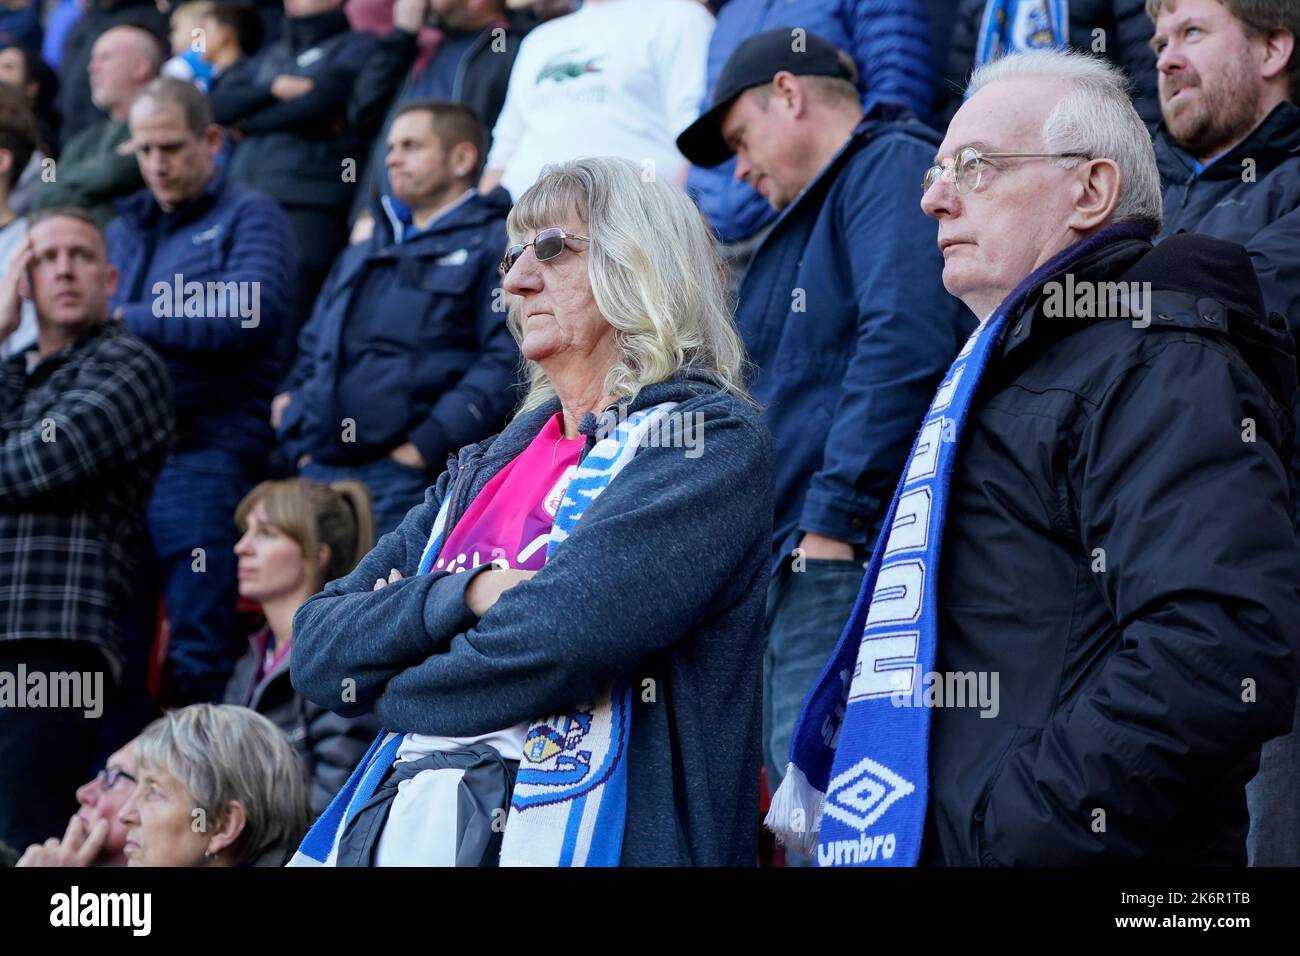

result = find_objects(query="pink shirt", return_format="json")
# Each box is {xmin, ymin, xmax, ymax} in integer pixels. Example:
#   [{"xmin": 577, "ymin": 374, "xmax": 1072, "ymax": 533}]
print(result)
[{"xmin": 435, "ymin": 413, "xmax": 584, "ymax": 573}]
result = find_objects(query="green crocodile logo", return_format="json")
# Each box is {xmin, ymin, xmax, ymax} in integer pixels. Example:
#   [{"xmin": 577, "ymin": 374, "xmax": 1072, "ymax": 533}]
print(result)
[{"xmin": 536, "ymin": 50, "xmax": 604, "ymax": 84}]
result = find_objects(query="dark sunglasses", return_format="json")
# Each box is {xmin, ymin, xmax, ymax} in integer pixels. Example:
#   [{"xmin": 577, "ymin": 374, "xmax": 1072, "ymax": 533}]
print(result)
[{"xmin": 499, "ymin": 227, "xmax": 590, "ymax": 276}]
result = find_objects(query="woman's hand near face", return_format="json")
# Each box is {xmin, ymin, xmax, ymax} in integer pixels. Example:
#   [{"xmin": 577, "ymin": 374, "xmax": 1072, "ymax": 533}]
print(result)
[{"xmin": 466, "ymin": 568, "xmax": 537, "ymax": 617}]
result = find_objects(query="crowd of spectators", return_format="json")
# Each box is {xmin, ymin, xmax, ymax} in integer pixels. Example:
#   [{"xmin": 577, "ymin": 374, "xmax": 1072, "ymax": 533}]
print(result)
[{"xmin": 0, "ymin": 0, "xmax": 1298, "ymax": 869}]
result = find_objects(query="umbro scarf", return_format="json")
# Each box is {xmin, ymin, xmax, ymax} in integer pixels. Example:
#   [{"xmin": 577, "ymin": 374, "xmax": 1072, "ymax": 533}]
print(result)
[{"xmin": 765, "ymin": 223, "xmax": 1151, "ymax": 866}]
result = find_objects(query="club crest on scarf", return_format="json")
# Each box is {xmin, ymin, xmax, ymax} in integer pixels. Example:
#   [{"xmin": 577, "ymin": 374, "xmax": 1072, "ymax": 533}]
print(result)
[
  {"xmin": 524, "ymin": 707, "xmax": 593, "ymax": 765},
  {"xmin": 513, "ymin": 687, "xmax": 630, "ymax": 806}
]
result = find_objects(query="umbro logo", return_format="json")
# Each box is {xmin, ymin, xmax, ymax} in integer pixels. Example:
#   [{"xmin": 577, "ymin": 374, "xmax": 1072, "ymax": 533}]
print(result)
[{"xmin": 823, "ymin": 756, "xmax": 914, "ymax": 832}]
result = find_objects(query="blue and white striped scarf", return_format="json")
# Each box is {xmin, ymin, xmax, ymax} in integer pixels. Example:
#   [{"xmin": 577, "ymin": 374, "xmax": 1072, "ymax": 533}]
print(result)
[
  {"xmin": 974, "ymin": 0, "xmax": 1069, "ymax": 72},
  {"xmin": 290, "ymin": 402, "xmax": 678, "ymax": 867},
  {"xmin": 765, "ymin": 224, "xmax": 1150, "ymax": 866},
  {"xmin": 763, "ymin": 313, "xmax": 1007, "ymax": 867}
]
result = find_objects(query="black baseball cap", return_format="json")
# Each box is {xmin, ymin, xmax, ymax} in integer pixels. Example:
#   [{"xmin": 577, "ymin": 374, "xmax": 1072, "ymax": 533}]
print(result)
[{"xmin": 676, "ymin": 27, "xmax": 855, "ymax": 168}]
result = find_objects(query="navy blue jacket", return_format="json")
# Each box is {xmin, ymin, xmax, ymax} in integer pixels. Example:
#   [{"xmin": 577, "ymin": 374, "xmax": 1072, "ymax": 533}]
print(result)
[
  {"xmin": 214, "ymin": 10, "xmax": 378, "ymax": 209},
  {"xmin": 927, "ymin": 232, "xmax": 1300, "ymax": 865},
  {"xmin": 736, "ymin": 104, "xmax": 973, "ymax": 568},
  {"xmin": 686, "ymin": 0, "xmax": 935, "ymax": 244},
  {"xmin": 107, "ymin": 171, "xmax": 296, "ymax": 467},
  {"xmin": 279, "ymin": 187, "xmax": 519, "ymax": 469},
  {"xmin": 1157, "ymin": 101, "xmax": 1300, "ymax": 525},
  {"xmin": 291, "ymin": 372, "xmax": 774, "ymax": 865}
]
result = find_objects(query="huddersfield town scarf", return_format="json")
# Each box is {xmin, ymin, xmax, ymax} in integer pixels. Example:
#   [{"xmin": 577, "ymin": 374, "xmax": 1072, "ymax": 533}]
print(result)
[
  {"xmin": 974, "ymin": 0, "xmax": 1069, "ymax": 71},
  {"xmin": 290, "ymin": 402, "xmax": 678, "ymax": 867},
  {"xmin": 765, "ymin": 224, "xmax": 1149, "ymax": 866}
]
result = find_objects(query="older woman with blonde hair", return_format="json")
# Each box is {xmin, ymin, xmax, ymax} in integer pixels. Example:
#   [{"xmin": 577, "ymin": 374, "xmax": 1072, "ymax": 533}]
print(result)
[
  {"xmin": 289, "ymin": 156, "xmax": 774, "ymax": 867},
  {"xmin": 118, "ymin": 704, "xmax": 311, "ymax": 866}
]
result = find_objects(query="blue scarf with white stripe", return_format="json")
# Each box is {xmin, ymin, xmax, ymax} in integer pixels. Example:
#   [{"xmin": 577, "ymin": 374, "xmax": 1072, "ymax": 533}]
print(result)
[
  {"xmin": 290, "ymin": 403, "xmax": 678, "ymax": 867},
  {"xmin": 974, "ymin": 0, "xmax": 1069, "ymax": 71},
  {"xmin": 765, "ymin": 224, "xmax": 1150, "ymax": 866}
]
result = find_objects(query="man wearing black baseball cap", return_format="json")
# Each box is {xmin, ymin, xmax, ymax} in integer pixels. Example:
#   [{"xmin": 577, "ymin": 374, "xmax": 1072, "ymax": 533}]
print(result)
[
  {"xmin": 678, "ymin": 27, "xmax": 859, "ymax": 182},
  {"xmin": 678, "ymin": 28, "xmax": 972, "ymax": 860}
]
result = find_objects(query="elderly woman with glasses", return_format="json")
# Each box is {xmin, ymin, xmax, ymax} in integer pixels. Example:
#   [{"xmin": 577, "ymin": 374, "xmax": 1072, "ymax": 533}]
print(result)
[
  {"xmin": 116, "ymin": 704, "xmax": 311, "ymax": 867},
  {"xmin": 289, "ymin": 156, "xmax": 774, "ymax": 868}
]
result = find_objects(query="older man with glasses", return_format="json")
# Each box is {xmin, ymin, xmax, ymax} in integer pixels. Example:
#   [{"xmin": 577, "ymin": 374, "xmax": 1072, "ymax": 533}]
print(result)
[
  {"xmin": 769, "ymin": 48, "xmax": 1300, "ymax": 867},
  {"xmin": 16, "ymin": 739, "xmax": 139, "ymax": 867}
]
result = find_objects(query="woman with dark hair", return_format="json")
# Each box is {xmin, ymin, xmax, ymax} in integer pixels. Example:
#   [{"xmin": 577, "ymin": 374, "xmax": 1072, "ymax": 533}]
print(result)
[{"xmin": 225, "ymin": 478, "xmax": 381, "ymax": 816}]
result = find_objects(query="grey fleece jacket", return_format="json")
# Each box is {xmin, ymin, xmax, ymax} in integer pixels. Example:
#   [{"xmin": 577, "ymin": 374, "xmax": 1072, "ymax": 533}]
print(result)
[{"xmin": 290, "ymin": 371, "xmax": 774, "ymax": 866}]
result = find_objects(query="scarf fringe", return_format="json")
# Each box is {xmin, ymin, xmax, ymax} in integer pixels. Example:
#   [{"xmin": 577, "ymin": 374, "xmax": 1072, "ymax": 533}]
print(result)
[{"xmin": 764, "ymin": 763, "xmax": 825, "ymax": 857}]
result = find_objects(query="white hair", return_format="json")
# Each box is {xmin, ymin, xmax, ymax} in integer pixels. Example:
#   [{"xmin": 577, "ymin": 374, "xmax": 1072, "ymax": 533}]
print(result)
[
  {"xmin": 968, "ymin": 49, "xmax": 1163, "ymax": 233},
  {"xmin": 506, "ymin": 157, "xmax": 751, "ymax": 413}
]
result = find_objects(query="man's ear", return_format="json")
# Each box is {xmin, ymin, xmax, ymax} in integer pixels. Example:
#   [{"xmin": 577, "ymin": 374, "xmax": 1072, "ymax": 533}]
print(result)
[
  {"xmin": 1261, "ymin": 29, "xmax": 1296, "ymax": 85},
  {"xmin": 1067, "ymin": 158, "xmax": 1123, "ymax": 234},
  {"xmin": 104, "ymin": 262, "xmax": 119, "ymax": 301},
  {"xmin": 316, "ymin": 543, "xmax": 332, "ymax": 575},
  {"xmin": 771, "ymin": 71, "xmax": 806, "ymax": 116},
  {"xmin": 204, "ymin": 123, "xmax": 223, "ymax": 159},
  {"xmin": 206, "ymin": 800, "xmax": 248, "ymax": 860},
  {"xmin": 0, "ymin": 147, "xmax": 11, "ymax": 187},
  {"xmin": 449, "ymin": 141, "xmax": 479, "ymax": 181}
]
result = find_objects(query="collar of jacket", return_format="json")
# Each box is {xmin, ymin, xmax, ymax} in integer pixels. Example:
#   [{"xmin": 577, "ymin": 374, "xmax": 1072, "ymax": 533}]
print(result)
[
  {"xmin": 500, "ymin": 10, "xmax": 530, "ymax": 33},
  {"xmin": 433, "ymin": 369, "xmax": 731, "ymax": 541},
  {"xmin": 284, "ymin": 9, "xmax": 352, "ymax": 51},
  {"xmin": 998, "ymin": 221, "xmax": 1153, "ymax": 358},
  {"xmin": 1120, "ymin": 231, "xmax": 1295, "ymax": 407},
  {"xmin": 116, "ymin": 166, "xmax": 228, "ymax": 230},
  {"xmin": 1000, "ymin": 227, "xmax": 1296, "ymax": 405},
  {"xmin": 1156, "ymin": 100, "xmax": 1300, "ymax": 183},
  {"xmin": 21, "ymin": 321, "xmax": 115, "ymax": 382},
  {"xmin": 244, "ymin": 625, "xmax": 291, "ymax": 706},
  {"xmin": 443, "ymin": 368, "xmax": 729, "ymax": 485},
  {"xmin": 372, "ymin": 185, "xmax": 510, "ymax": 245}
]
